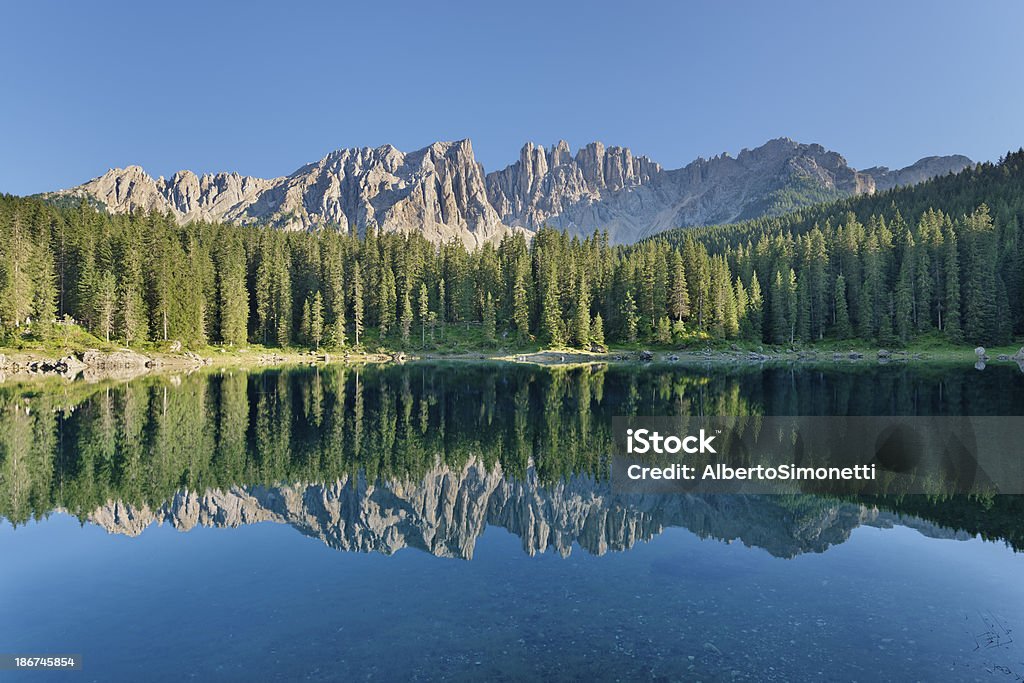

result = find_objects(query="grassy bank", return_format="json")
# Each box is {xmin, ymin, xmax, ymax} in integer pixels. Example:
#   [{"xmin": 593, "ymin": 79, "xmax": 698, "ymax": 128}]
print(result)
[{"xmin": 1, "ymin": 322, "xmax": 1021, "ymax": 373}]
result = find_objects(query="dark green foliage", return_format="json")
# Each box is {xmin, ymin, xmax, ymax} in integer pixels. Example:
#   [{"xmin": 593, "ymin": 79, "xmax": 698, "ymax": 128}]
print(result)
[{"xmin": 1, "ymin": 150, "xmax": 1023, "ymax": 350}]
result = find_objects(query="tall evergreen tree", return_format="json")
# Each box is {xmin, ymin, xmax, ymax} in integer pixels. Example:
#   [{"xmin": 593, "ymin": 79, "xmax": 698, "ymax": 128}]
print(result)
[
  {"xmin": 482, "ymin": 292, "xmax": 496, "ymax": 345},
  {"xmin": 833, "ymin": 274, "xmax": 852, "ymax": 338},
  {"xmin": 310, "ymin": 291, "xmax": 324, "ymax": 350},
  {"xmin": 352, "ymin": 262, "xmax": 364, "ymax": 347}
]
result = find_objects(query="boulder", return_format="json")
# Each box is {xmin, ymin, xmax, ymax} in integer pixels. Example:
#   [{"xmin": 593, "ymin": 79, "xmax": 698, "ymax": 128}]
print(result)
[
  {"xmin": 1013, "ymin": 347, "xmax": 1024, "ymax": 361},
  {"xmin": 639, "ymin": 350, "xmax": 654, "ymax": 362},
  {"xmin": 589, "ymin": 343, "xmax": 608, "ymax": 354},
  {"xmin": 80, "ymin": 349, "xmax": 152, "ymax": 369},
  {"xmin": 877, "ymin": 349, "xmax": 891, "ymax": 358},
  {"xmin": 59, "ymin": 355, "xmax": 87, "ymax": 374},
  {"xmin": 975, "ymin": 346, "xmax": 986, "ymax": 358}
]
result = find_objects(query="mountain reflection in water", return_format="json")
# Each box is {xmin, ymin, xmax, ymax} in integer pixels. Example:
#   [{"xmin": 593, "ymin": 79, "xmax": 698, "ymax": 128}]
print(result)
[{"xmin": 2, "ymin": 362, "xmax": 1024, "ymax": 556}]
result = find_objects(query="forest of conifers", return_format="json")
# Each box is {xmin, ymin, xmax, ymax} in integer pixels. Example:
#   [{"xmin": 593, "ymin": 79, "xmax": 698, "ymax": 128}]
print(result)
[{"xmin": 1, "ymin": 150, "xmax": 1022, "ymax": 351}]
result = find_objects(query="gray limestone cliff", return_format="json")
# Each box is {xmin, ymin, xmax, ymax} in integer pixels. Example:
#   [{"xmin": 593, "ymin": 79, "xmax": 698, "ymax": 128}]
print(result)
[
  {"xmin": 48, "ymin": 138, "xmax": 972, "ymax": 246},
  {"xmin": 861, "ymin": 154, "xmax": 974, "ymax": 192}
]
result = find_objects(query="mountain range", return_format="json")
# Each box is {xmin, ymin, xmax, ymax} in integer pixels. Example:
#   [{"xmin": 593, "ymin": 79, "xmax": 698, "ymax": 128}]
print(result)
[
  {"xmin": 47, "ymin": 138, "xmax": 973, "ymax": 246},
  {"xmin": 83, "ymin": 460, "xmax": 968, "ymax": 560}
]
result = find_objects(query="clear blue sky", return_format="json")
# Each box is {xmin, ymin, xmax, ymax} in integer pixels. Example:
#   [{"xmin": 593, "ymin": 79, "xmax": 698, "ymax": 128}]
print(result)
[{"xmin": 2, "ymin": 0, "xmax": 1022, "ymax": 195}]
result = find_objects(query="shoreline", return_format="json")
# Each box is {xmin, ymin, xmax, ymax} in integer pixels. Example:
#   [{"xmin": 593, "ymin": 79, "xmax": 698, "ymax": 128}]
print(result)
[{"xmin": 1, "ymin": 342, "xmax": 1023, "ymax": 383}]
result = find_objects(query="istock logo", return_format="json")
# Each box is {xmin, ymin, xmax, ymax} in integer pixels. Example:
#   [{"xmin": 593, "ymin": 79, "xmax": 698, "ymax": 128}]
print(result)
[{"xmin": 625, "ymin": 428, "xmax": 717, "ymax": 455}]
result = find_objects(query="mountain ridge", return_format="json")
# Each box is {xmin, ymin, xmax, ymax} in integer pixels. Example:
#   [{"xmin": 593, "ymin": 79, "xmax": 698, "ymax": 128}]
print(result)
[
  {"xmin": 45, "ymin": 137, "xmax": 973, "ymax": 246},
  {"xmin": 81, "ymin": 460, "xmax": 969, "ymax": 560}
]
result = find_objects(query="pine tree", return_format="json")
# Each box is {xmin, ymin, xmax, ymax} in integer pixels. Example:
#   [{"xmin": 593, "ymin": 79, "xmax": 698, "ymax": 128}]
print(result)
[
  {"xmin": 961, "ymin": 205, "xmax": 999, "ymax": 344},
  {"xmin": 215, "ymin": 235, "xmax": 247, "ymax": 346},
  {"xmin": 438, "ymin": 278, "xmax": 446, "ymax": 341},
  {"xmin": 254, "ymin": 237, "xmax": 273, "ymax": 345},
  {"xmin": 806, "ymin": 229, "xmax": 829, "ymax": 340},
  {"xmin": 321, "ymin": 243, "xmax": 346, "ymax": 348},
  {"xmin": 0, "ymin": 212, "xmax": 34, "ymax": 332},
  {"xmin": 770, "ymin": 271, "xmax": 789, "ymax": 344},
  {"xmin": 669, "ymin": 249, "xmax": 690, "ymax": 322},
  {"xmin": 833, "ymin": 274, "xmax": 852, "ymax": 338},
  {"xmin": 744, "ymin": 273, "xmax": 763, "ymax": 342},
  {"xmin": 273, "ymin": 244, "xmax": 291, "ymax": 347},
  {"xmin": 795, "ymin": 271, "xmax": 810, "ymax": 342},
  {"xmin": 895, "ymin": 232, "xmax": 916, "ymax": 342},
  {"xmin": 482, "ymin": 291, "xmax": 496, "ymax": 345},
  {"xmin": 352, "ymin": 262, "xmax": 364, "ymax": 347},
  {"xmin": 379, "ymin": 266, "xmax": 396, "ymax": 338},
  {"xmin": 590, "ymin": 313, "xmax": 605, "ymax": 347},
  {"xmin": 914, "ymin": 229, "xmax": 934, "ymax": 332},
  {"xmin": 301, "ymin": 298, "xmax": 312, "ymax": 345},
  {"xmin": 540, "ymin": 268, "xmax": 562, "ymax": 346},
  {"xmin": 512, "ymin": 267, "xmax": 529, "ymax": 343},
  {"xmin": 622, "ymin": 291, "xmax": 638, "ymax": 343},
  {"xmin": 655, "ymin": 316, "xmax": 672, "ymax": 344},
  {"xmin": 572, "ymin": 271, "xmax": 590, "ymax": 348},
  {"xmin": 94, "ymin": 270, "xmax": 117, "ymax": 343},
  {"xmin": 400, "ymin": 287, "xmax": 413, "ymax": 345},
  {"xmin": 418, "ymin": 282, "xmax": 429, "ymax": 347},
  {"xmin": 29, "ymin": 217, "xmax": 56, "ymax": 337},
  {"xmin": 943, "ymin": 224, "xmax": 962, "ymax": 341},
  {"xmin": 310, "ymin": 291, "xmax": 324, "ymax": 350},
  {"xmin": 734, "ymin": 277, "xmax": 748, "ymax": 336}
]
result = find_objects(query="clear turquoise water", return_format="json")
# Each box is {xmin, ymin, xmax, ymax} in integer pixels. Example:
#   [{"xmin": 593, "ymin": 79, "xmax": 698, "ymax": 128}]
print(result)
[{"xmin": 2, "ymin": 363, "xmax": 1023, "ymax": 681}]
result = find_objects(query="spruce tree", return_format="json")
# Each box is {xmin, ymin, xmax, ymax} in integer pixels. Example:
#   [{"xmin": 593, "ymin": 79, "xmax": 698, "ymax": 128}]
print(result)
[
  {"xmin": 418, "ymin": 282, "xmax": 429, "ymax": 347},
  {"xmin": 590, "ymin": 313, "xmax": 605, "ymax": 347},
  {"xmin": 215, "ymin": 235, "xmax": 247, "ymax": 346},
  {"xmin": 745, "ymin": 273, "xmax": 763, "ymax": 342},
  {"xmin": 379, "ymin": 266, "xmax": 397, "ymax": 338},
  {"xmin": 512, "ymin": 268, "xmax": 529, "ymax": 343},
  {"xmin": 321, "ymin": 243, "xmax": 346, "ymax": 348},
  {"xmin": 943, "ymin": 224, "xmax": 962, "ymax": 341},
  {"xmin": 310, "ymin": 291, "xmax": 324, "ymax": 350},
  {"xmin": 622, "ymin": 291, "xmax": 638, "ymax": 343},
  {"xmin": 400, "ymin": 288, "xmax": 413, "ymax": 345},
  {"xmin": 770, "ymin": 271, "xmax": 789, "ymax": 344},
  {"xmin": 352, "ymin": 262, "xmax": 364, "ymax": 347},
  {"xmin": 655, "ymin": 316, "xmax": 672, "ymax": 344},
  {"xmin": 833, "ymin": 274, "xmax": 852, "ymax": 338},
  {"xmin": 301, "ymin": 298, "xmax": 312, "ymax": 345},
  {"xmin": 540, "ymin": 269, "xmax": 562, "ymax": 346},
  {"xmin": 895, "ymin": 232, "xmax": 916, "ymax": 342},
  {"xmin": 669, "ymin": 249, "xmax": 690, "ymax": 322},
  {"xmin": 94, "ymin": 270, "xmax": 117, "ymax": 343},
  {"xmin": 482, "ymin": 292, "xmax": 496, "ymax": 345},
  {"xmin": 572, "ymin": 271, "xmax": 590, "ymax": 348}
]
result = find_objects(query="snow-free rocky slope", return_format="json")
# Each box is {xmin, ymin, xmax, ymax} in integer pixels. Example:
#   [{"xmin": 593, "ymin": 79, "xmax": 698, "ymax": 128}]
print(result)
[{"xmin": 48, "ymin": 138, "xmax": 972, "ymax": 247}]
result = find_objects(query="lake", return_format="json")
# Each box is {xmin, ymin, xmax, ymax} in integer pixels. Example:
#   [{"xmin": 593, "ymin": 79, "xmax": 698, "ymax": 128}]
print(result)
[{"xmin": 2, "ymin": 362, "xmax": 1023, "ymax": 681}]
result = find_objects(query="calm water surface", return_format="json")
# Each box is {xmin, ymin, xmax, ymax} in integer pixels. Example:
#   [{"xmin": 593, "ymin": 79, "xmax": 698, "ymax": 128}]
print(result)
[{"xmin": 1, "ymin": 362, "xmax": 1023, "ymax": 681}]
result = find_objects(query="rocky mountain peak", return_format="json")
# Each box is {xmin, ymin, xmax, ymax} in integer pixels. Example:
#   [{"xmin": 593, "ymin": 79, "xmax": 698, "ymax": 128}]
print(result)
[{"xmin": 47, "ymin": 138, "xmax": 973, "ymax": 246}]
